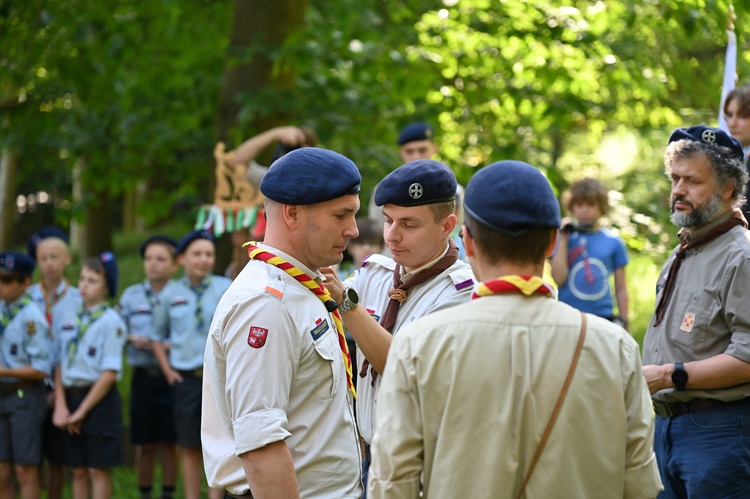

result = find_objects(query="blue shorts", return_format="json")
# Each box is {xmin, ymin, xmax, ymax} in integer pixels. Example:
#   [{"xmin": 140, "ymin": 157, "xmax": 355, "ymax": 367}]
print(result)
[
  {"xmin": 0, "ymin": 382, "xmax": 46, "ymax": 465},
  {"xmin": 130, "ymin": 367, "xmax": 176, "ymax": 445},
  {"xmin": 63, "ymin": 385, "xmax": 124, "ymax": 469}
]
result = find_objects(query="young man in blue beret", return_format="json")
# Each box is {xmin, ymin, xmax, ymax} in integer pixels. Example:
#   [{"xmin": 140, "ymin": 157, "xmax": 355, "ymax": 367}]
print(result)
[
  {"xmin": 322, "ymin": 159, "xmax": 475, "ymax": 493},
  {"xmin": 367, "ymin": 161, "xmax": 662, "ymax": 498},
  {"xmin": 151, "ymin": 230, "xmax": 230, "ymax": 499},
  {"xmin": 202, "ymin": 147, "xmax": 364, "ymax": 498},
  {"xmin": 0, "ymin": 251, "xmax": 51, "ymax": 499},
  {"xmin": 119, "ymin": 235, "xmax": 179, "ymax": 499},
  {"xmin": 642, "ymin": 125, "xmax": 750, "ymax": 497}
]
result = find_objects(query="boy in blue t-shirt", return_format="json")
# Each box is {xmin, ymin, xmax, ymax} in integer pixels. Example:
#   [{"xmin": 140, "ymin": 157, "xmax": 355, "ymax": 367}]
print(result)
[
  {"xmin": 0, "ymin": 251, "xmax": 51, "ymax": 498},
  {"xmin": 120, "ymin": 236, "xmax": 179, "ymax": 499},
  {"xmin": 551, "ymin": 178, "xmax": 630, "ymax": 327}
]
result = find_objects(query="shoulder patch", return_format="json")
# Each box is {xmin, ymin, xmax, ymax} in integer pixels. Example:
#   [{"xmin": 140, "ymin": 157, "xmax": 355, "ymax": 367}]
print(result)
[
  {"xmin": 26, "ymin": 321, "xmax": 36, "ymax": 335},
  {"xmin": 247, "ymin": 326, "xmax": 268, "ymax": 348},
  {"xmin": 449, "ymin": 264, "xmax": 476, "ymax": 291}
]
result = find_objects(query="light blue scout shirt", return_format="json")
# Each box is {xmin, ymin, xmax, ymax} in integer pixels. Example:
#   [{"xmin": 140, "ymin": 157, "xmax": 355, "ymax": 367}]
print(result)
[
  {"xmin": 28, "ymin": 281, "xmax": 81, "ymax": 367},
  {"xmin": 0, "ymin": 293, "xmax": 51, "ymax": 383},
  {"xmin": 152, "ymin": 275, "xmax": 231, "ymax": 371},
  {"xmin": 119, "ymin": 281, "xmax": 171, "ymax": 369},
  {"xmin": 57, "ymin": 304, "xmax": 127, "ymax": 387}
]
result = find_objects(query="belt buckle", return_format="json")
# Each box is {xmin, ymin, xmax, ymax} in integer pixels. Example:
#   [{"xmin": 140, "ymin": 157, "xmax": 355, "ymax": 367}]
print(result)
[{"xmin": 654, "ymin": 401, "xmax": 674, "ymax": 417}]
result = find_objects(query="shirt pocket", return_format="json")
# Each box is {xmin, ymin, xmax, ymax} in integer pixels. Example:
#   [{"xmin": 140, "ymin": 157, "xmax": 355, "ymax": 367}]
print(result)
[
  {"xmin": 671, "ymin": 294, "xmax": 713, "ymax": 352},
  {"xmin": 312, "ymin": 332, "xmax": 341, "ymax": 400}
]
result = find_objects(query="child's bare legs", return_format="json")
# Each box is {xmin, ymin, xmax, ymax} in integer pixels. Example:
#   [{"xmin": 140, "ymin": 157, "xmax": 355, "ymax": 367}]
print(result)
[
  {"xmin": 136, "ymin": 443, "xmax": 156, "ymax": 488},
  {"xmin": 15, "ymin": 464, "xmax": 41, "ymax": 499},
  {"xmin": 182, "ymin": 447, "xmax": 202, "ymax": 499},
  {"xmin": 0, "ymin": 462, "xmax": 13, "ymax": 499},
  {"xmin": 71, "ymin": 467, "xmax": 90, "ymax": 499},
  {"xmin": 46, "ymin": 462, "xmax": 65, "ymax": 499},
  {"xmin": 89, "ymin": 467, "xmax": 112, "ymax": 499},
  {"xmin": 160, "ymin": 442, "xmax": 178, "ymax": 491}
]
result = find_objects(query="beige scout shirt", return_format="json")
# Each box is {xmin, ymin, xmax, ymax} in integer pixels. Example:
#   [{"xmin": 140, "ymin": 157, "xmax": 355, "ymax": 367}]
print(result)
[
  {"xmin": 369, "ymin": 294, "xmax": 662, "ymax": 499},
  {"xmin": 202, "ymin": 244, "xmax": 362, "ymax": 498},
  {"xmin": 343, "ymin": 251, "xmax": 474, "ymax": 444},
  {"xmin": 643, "ymin": 219, "xmax": 750, "ymax": 404}
]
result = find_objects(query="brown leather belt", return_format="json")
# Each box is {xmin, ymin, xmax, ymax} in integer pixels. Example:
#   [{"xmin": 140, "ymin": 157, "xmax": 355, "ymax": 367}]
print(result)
[
  {"xmin": 0, "ymin": 381, "xmax": 42, "ymax": 394},
  {"xmin": 178, "ymin": 368, "xmax": 203, "ymax": 378},
  {"xmin": 653, "ymin": 398, "xmax": 735, "ymax": 418}
]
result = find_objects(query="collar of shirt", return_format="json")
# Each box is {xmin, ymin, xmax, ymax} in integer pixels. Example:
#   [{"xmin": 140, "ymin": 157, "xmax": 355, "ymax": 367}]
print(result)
[
  {"xmin": 256, "ymin": 243, "xmax": 324, "ymax": 282},
  {"xmin": 677, "ymin": 209, "xmax": 734, "ymax": 246},
  {"xmin": 401, "ymin": 242, "xmax": 450, "ymax": 282},
  {"xmin": 82, "ymin": 303, "xmax": 106, "ymax": 316}
]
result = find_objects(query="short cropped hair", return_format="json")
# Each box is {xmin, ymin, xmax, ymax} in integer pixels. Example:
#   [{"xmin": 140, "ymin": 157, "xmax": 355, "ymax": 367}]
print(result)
[
  {"xmin": 665, "ymin": 140, "xmax": 748, "ymax": 208},
  {"xmin": 0, "ymin": 269, "xmax": 30, "ymax": 284},
  {"xmin": 563, "ymin": 178, "xmax": 610, "ymax": 215},
  {"xmin": 465, "ymin": 212, "xmax": 553, "ymax": 265},
  {"xmin": 428, "ymin": 200, "xmax": 457, "ymax": 223}
]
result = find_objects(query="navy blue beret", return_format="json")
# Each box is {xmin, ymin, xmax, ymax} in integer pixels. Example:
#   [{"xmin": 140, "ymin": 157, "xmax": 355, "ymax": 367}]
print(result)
[
  {"xmin": 260, "ymin": 148, "xmax": 361, "ymax": 205},
  {"xmin": 27, "ymin": 226, "xmax": 68, "ymax": 260},
  {"xmin": 668, "ymin": 125, "xmax": 744, "ymax": 162},
  {"xmin": 98, "ymin": 251, "xmax": 119, "ymax": 298},
  {"xmin": 175, "ymin": 230, "xmax": 215, "ymax": 256},
  {"xmin": 0, "ymin": 251, "xmax": 36, "ymax": 277},
  {"xmin": 397, "ymin": 122, "xmax": 434, "ymax": 146},
  {"xmin": 375, "ymin": 159, "xmax": 457, "ymax": 207},
  {"xmin": 464, "ymin": 161, "xmax": 561, "ymax": 235},
  {"xmin": 139, "ymin": 235, "xmax": 178, "ymax": 259}
]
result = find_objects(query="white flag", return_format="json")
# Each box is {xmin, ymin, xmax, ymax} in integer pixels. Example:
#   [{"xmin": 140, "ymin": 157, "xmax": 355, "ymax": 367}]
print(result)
[{"xmin": 718, "ymin": 29, "xmax": 737, "ymax": 132}]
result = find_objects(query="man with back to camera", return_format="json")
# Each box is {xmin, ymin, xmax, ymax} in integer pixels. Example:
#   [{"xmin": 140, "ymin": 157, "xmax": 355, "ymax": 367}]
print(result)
[
  {"xmin": 202, "ymin": 147, "xmax": 363, "ymax": 499},
  {"xmin": 366, "ymin": 160, "xmax": 662, "ymax": 498},
  {"xmin": 322, "ymin": 159, "xmax": 475, "ymax": 492},
  {"xmin": 641, "ymin": 125, "xmax": 750, "ymax": 497}
]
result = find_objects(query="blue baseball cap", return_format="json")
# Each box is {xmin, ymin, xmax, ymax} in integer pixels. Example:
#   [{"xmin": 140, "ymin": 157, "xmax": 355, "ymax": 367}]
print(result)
[
  {"xmin": 464, "ymin": 161, "xmax": 561, "ymax": 235},
  {"xmin": 260, "ymin": 148, "xmax": 361, "ymax": 205},
  {"xmin": 375, "ymin": 159, "xmax": 457, "ymax": 207}
]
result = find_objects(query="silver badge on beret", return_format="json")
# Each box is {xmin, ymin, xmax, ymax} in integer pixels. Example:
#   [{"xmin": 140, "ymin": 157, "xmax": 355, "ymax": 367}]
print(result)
[
  {"xmin": 409, "ymin": 183, "xmax": 423, "ymax": 199},
  {"xmin": 702, "ymin": 129, "xmax": 716, "ymax": 143}
]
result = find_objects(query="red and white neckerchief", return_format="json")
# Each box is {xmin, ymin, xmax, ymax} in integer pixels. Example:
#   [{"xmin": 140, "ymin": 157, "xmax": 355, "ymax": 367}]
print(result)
[
  {"xmin": 472, "ymin": 275, "xmax": 557, "ymax": 300},
  {"xmin": 247, "ymin": 243, "xmax": 356, "ymax": 398}
]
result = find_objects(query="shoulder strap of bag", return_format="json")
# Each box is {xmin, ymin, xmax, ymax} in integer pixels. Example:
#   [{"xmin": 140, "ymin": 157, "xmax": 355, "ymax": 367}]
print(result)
[{"xmin": 514, "ymin": 312, "xmax": 587, "ymax": 499}]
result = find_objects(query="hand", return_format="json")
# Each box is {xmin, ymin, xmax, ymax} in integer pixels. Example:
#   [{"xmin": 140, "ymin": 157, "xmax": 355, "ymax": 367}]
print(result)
[
  {"xmin": 274, "ymin": 126, "xmax": 306, "ymax": 147},
  {"xmin": 66, "ymin": 409, "xmax": 86, "ymax": 435},
  {"xmin": 165, "ymin": 368, "xmax": 183, "ymax": 386},
  {"xmin": 642, "ymin": 364, "xmax": 671, "ymax": 395},
  {"xmin": 320, "ymin": 266, "xmax": 345, "ymax": 304},
  {"xmin": 52, "ymin": 406, "xmax": 70, "ymax": 429},
  {"xmin": 129, "ymin": 335, "xmax": 151, "ymax": 350}
]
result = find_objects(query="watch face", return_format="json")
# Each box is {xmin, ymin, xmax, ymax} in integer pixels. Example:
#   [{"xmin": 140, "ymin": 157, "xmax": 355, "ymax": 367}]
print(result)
[
  {"xmin": 672, "ymin": 369, "xmax": 689, "ymax": 389},
  {"xmin": 345, "ymin": 287, "xmax": 359, "ymax": 305}
]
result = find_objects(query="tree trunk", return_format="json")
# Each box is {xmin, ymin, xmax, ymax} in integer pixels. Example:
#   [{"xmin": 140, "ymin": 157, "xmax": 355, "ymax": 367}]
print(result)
[
  {"xmin": 213, "ymin": 0, "xmax": 309, "ymax": 274},
  {"xmin": 0, "ymin": 148, "xmax": 19, "ymax": 249}
]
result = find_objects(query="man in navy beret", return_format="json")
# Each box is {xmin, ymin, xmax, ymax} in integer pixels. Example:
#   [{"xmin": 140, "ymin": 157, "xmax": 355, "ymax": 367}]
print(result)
[
  {"xmin": 367, "ymin": 160, "xmax": 662, "ymax": 498},
  {"xmin": 642, "ymin": 125, "xmax": 750, "ymax": 497},
  {"xmin": 322, "ymin": 158, "xmax": 475, "ymax": 495},
  {"xmin": 202, "ymin": 147, "xmax": 364, "ymax": 498}
]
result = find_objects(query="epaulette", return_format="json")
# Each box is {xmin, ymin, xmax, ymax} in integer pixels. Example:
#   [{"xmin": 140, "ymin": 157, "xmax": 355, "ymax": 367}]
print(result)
[
  {"xmin": 264, "ymin": 274, "xmax": 286, "ymax": 299},
  {"xmin": 448, "ymin": 264, "xmax": 475, "ymax": 291},
  {"xmin": 361, "ymin": 253, "xmax": 396, "ymax": 270}
]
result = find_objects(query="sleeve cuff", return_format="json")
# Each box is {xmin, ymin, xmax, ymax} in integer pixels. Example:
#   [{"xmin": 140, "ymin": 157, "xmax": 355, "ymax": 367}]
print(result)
[{"xmin": 232, "ymin": 408, "xmax": 291, "ymax": 455}]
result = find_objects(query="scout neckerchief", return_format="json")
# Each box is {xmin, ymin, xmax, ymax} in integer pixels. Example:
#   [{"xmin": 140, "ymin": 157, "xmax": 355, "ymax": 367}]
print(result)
[
  {"xmin": 359, "ymin": 239, "xmax": 459, "ymax": 385},
  {"xmin": 246, "ymin": 244, "xmax": 356, "ymax": 398},
  {"xmin": 472, "ymin": 274, "xmax": 557, "ymax": 300},
  {"xmin": 0, "ymin": 293, "xmax": 33, "ymax": 337},
  {"xmin": 183, "ymin": 276, "xmax": 212, "ymax": 331},
  {"xmin": 68, "ymin": 305, "xmax": 107, "ymax": 364},
  {"xmin": 142, "ymin": 281, "xmax": 156, "ymax": 308},
  {"xmin": 653, "ymin": 209, "xmax": 747, "ymax": 326},
  {"xmin": 41, "ymin": 280, "xmax": 69, "ymax": 327}
]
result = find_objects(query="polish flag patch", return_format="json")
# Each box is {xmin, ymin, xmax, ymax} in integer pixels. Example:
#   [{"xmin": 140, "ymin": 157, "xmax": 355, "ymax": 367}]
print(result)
[
  {"xmin": 680, "ymin": 312, "xmax": 696, "ymax": 333},
  {"xmin": 247, "ymin": 326, "xmax": 269, "ymax": 349}
]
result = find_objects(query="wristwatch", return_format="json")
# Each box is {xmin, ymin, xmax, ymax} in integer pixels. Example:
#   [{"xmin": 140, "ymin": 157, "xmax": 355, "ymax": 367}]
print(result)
[
  {"xmin": 672, "ymin": 362, "xmax": 689, "ymax": 391},
  {"xmin": 338, "ymin": 287, "xmax": 359, "ymax": 314}
]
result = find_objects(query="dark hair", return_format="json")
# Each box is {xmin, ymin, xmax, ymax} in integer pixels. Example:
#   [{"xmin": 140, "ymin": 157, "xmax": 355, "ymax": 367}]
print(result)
[
  {"xmin": 724, "ymin": 84, "xmax": 750, "ymax": 117},
  {"xmin": 465, "ymin": 213, "xmax": 554, "ymax": 265},
  {"xmin": 351, "ymin": 218, "xmax": 383, "ymax": 246},
  {"xmin": 563, "ymin": 178, "xmax": 610, "ymax": 215},
  {"xmin": 0, "ymin": 269, "xmax": 29, "ymax": 284},
  {"xmin": 83, "ymin": 257, "xmax": 106, "ymax": 277},
  {"xmin": 665, "ymin": 139, "xmax": 748, "ymax": 207}
]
